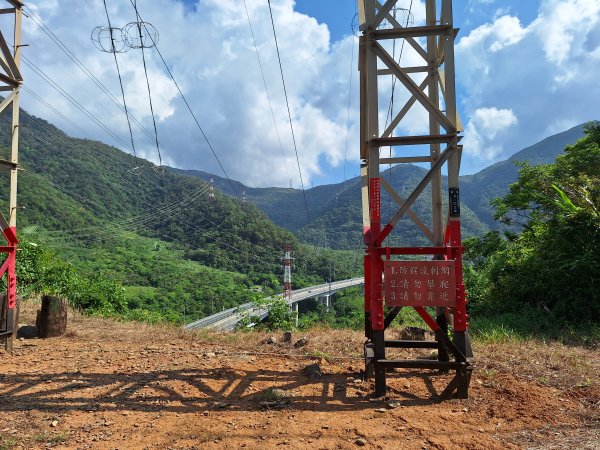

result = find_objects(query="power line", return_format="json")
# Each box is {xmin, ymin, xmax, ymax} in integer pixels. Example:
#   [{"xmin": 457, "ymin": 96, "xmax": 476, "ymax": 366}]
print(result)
[
  {"xmin": 24, "ymin": 80, "xmax": 221, "ymax": 234},
  {"xmin": 343, "ymin": 16, "xmax": 357, "ymax": 190},
  {"xmin": 126, "ymin": 0, "xmax": 240, "ymax": 199},
  {"xmin": 242, "ymin": 0, "xmax": 293, "ymax": 189},
  {"xmin": 130, "ymin": 0, "xmax": 162, "ymax": 166},
  {"xmin": 101, "ymin": 0, "xmax": 137, "ymax": 157},
  {"xmin": 21, "ymin": 91, "xmax": 281, "ymax": 267},
  {"xmin": 23, "ymin": 118, "xmax": 277, "ymax": 267},
  {"xmin": 266, "ymin": 0, "xmax": 310, "ymax": 223},
  {"xmin": 22, "ymin": 55, "xmax": 133, "ymax": 151},
  {"xmin": 23, "ymin": 7, "xmax": 174, "ymax": 162}
]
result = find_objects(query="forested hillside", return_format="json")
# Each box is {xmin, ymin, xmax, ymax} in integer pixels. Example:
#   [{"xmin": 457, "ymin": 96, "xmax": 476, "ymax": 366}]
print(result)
[
  {"xmin": 177, "ymin": 164, "xmax": 489, "ymax": 249},
  {"xmin": 463, "ymin": 121, "xmax": 600, "ymax": 335},
  {"xmin": 0, "ymin": 107, "xmax": 360, "ymax": 323}
]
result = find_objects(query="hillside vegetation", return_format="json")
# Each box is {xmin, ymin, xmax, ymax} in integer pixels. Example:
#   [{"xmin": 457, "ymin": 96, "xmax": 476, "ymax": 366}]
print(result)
[
  {"xmin": 0, "ymin": 107, "xmax": 360, "ymax": 323},
  {"xmin": 254, "ymin": 123, "xmax": 600, "ymax": 342},
  {"xmin": 463, "ymin": 121, "xmax": 600, "ymax": 336}
]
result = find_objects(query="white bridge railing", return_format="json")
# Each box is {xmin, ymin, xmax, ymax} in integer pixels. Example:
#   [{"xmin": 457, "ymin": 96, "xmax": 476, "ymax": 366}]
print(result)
[{"xmin": 183, "ymin": 277, "xmax": 364, "ymax": 331}]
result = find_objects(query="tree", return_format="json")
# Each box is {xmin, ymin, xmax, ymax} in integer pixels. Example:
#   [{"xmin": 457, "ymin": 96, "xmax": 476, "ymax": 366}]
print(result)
[{"xmin": 466, "ymin": 121, "xmax": 600, "ymax": 322}]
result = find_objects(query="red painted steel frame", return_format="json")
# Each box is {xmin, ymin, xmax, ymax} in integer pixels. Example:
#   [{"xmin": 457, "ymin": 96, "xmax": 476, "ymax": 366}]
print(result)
[
  {"xmin": 1, "ymin": 226, "xmax": 18, "ymax": 311},
  {"xmin": 363, "ymin": 179, "xmax": 468, "ymax": 334},
  {"xmin": 367, "ymin": 178, "xmax": 384, "ymax": 331}
]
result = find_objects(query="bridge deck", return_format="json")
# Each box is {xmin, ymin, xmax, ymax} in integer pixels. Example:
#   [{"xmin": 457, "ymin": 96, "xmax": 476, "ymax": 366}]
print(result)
[{"xmin": 184, "ymin": 278, "xmax": 364, "ymax": 331}]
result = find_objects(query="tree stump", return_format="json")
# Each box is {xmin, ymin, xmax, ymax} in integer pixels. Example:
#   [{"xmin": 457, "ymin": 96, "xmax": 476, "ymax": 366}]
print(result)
[
  {"xmin": 1, "ymin": 293, "xmax": 20, "ymax": 351},
  {"xmin": 36, "ymin": 296, "xmax": 68, "ymax": 338}
]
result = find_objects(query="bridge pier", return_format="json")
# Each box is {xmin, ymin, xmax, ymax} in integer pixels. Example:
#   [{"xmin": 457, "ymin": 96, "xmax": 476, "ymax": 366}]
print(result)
[
  {"xmin": 293, "ymin": 301, "xmax": 298, "ymax": 327},
  {"xmin": 317, "ymin": 295, "xmax": 331, "ymax": 311}
]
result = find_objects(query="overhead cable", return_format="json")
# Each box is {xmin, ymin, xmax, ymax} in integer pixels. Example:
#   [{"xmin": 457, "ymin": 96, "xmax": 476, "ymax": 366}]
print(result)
[
  {"xmin": 130, "ymin": 0, "xmax": 162, "ymax": 166},
  {"xmin": 101, "ymin": 0, "xmax": 137, "ymax": 157},
  {"xmin": 127, "ymin": 0, "xmax": 240, "ymax": 199},
  {"xmin": 242, "ymin": 0, "xmax": 293, "ymax": 189},
  {"xmin": 266, "ymin": 0, "xmax": 310, "ymax": 223}
]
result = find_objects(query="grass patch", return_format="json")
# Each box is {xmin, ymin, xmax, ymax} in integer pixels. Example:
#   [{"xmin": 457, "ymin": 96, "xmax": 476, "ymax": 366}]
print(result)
[
  {"xmin": 34, "ymin": 431, "xmax": 69, "ymax": 445},
  {"xmin": 0, "ymin": 436, "xmax": 17, "ymax": 450},
  {"xmin": 470, "ymin": 308, "xmax": 600, "ymax": 347}
]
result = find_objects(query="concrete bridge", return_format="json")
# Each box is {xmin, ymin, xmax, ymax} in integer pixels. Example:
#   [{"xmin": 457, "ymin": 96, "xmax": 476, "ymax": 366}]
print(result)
[{"xmin": 183, "ymin": 277, "xmax": 364, "ymax": 331}]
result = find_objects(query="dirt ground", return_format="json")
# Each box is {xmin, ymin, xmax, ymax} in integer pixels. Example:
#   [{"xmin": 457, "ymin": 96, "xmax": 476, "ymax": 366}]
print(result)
[{"xmin": 0, "ymin": 302, "xmax": 598, "ymax": 450}]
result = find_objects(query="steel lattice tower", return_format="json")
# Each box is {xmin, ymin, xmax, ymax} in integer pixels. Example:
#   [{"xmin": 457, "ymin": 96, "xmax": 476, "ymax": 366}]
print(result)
[
  {"xmin": 209, "ymin": 177, "xmax": 215, "ymax": 201},
  {"xmin": 358, "ymin": 0, "xmax": 473, "ymax": 398}
]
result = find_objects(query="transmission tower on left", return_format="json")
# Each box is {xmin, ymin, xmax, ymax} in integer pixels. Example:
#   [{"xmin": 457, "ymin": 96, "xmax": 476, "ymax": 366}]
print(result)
[{"xmin": 0, "ymin": 1, "xmax": 23, "ymax": 351}]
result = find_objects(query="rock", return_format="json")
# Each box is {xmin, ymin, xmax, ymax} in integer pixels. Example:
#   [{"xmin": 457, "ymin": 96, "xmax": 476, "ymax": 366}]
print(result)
[
  {"xmin": 368, "ymin": 395, "xmax": 388, "ymax": 402},
  {"xmin": 294, "ymin": 338, "xmax": 309, "ymax": 348},
  {"xmin": 302, "ymin": 363, "xmax": 322, "ymax": 380},
  {"xmin": 258, "ymin": 388, "xmax": 292, "ymax": 409},
  {"xmin": 50, "ymin": 420, "xmax": 58, "ymax": 427},
  {"xmin": 282, "ymin": 331, "xmax": 292, "ymax": 343},
  {"xmin": 355, "ymin": 438, "xmax": 367, "ymax": 446},
  {"xmin": 268, "ymin": 388, "xmax": 291, "ymax": 400},
  {"xmin": 213, "ymin": 401, "xmax": 230, "ymax": 409},
  {"xmin": 16, "ymin": 325, "xmax": 38, "ymax": 339},
  {"xmin": 399, "ymin": 326, "xmax": 433, "ymax": 341},
  {"xmin": 374, "ymin": 408, "xmax": 387, "ymax": 413},
  {"xmin": 263, "ymin": 336, "xmax": 277, "ymax": 345},
  {"xmin": 204, "ymin": 352, "xmax": 216, "ymax": 358}
]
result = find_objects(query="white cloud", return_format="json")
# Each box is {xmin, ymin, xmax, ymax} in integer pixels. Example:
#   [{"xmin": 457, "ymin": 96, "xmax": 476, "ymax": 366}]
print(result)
[
  {"xmin": 456, "ymin": 0, "xmax": 600, "ymax": 172},
  {"xmin": 468, "ymin": 0, "xmax": 496, "ymax": 15},
  {"xmin": 533, "ymin": 0, "xmax": 600, "ymax": 65},
  {"xmin": 17, "ymin": 0, "xmax": 600, "ymax": 186},
  {"xmin": 19, "ymin": 0, "xmax": 359, "ymax": 188},
  {"xmin": 462, "ymin": 107, "xmax": 518, "ymax": 159},
  {"xmin": 457, "ymin": 15, "xmax": 528, "ymax": 55}
]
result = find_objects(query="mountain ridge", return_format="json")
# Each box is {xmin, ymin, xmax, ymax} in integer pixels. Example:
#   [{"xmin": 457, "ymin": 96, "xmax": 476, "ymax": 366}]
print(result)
[{"xmin": 173, "ymin": 122, "xmax": 590, "ymax": 248}]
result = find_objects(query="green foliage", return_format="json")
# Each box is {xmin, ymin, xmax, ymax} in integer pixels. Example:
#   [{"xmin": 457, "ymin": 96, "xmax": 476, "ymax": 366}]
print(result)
[
  {"xmin": 465, "ymin": 122, "xmax": 600, "ymax": 330},
  {"xmin": 252, "ymin": 298, "xmax": 295, "ymax": 331},
  {"xmin": 15, "ymin": 240, "xmax": 127, "ymax": 316}
]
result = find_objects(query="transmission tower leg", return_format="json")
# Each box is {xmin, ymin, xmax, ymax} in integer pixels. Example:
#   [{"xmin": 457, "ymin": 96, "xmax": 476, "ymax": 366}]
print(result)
[
  {"xmin": 372, "ymin": 329, "xmax": 386, "ymax": 396},
  {"xmin": 0, "ymin": 4, "xmax": 22, "ymax": 352},
  {"xmin": 436, "ymin": 308, "xmax": 450, "ymax": 364}
]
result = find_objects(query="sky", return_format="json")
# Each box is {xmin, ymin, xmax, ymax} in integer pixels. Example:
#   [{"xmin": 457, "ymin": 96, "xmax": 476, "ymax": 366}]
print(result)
[{"xmin": 17, "ymin": 0, "xmax": 600, "ymax": 188}]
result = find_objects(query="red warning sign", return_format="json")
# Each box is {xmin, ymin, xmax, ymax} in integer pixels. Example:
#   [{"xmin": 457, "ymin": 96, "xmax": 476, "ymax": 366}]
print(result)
[{"xmin": 384, "ymin": 260, "xmax": 456, "ymax": 307}]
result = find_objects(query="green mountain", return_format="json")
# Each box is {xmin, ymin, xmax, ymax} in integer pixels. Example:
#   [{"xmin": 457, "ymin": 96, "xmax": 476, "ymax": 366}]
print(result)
[
  {"xmin": 460, "ymin": 123, "xmax": 587, "ymax": 227},
  {"xmin": 176, "ymin": 123, "xmax": 590, "ymax": 248},
  {"xmin": 169, "ymin": 168, "xmax": 348, "ymax": 232},
  {"xmin": 5, "ymin": 98, "xmax": 588, "ymax": 323},
  {"xmin": 0, "ymin": 107, "xmax": 360, "ymax": 323},
  {"xmin": 174, "ymin": 164, "xmax": 490, "ymax": 250}
]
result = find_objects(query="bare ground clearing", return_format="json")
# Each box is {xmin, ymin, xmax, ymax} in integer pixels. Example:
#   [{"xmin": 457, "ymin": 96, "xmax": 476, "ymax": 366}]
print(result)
[{"xmin": 0, "ymin": 301, "xmax": 598, "ymax": 449}]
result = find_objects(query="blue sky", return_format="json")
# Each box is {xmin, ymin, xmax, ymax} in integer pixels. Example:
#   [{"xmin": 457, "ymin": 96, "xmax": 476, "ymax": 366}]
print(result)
[
  {"xmin": 23, "ymin": 0, "xmax": 600, "ymax": 188},
  {"xmin": 293, "ymin": 1, "xmax": 540, "ymax": 41}
]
